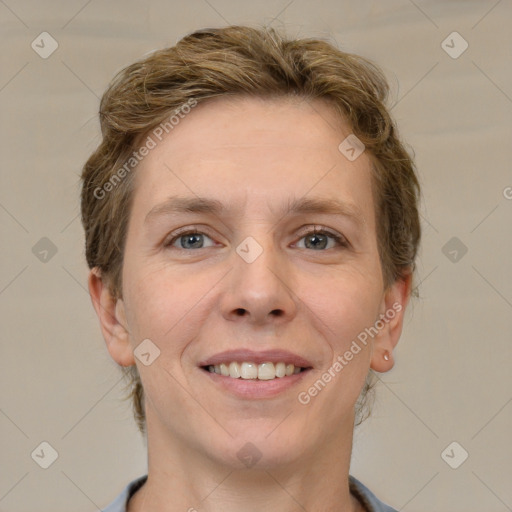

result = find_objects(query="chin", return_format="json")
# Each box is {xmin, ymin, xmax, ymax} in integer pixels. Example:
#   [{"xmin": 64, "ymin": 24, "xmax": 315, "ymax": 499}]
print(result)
[{"xmin": 207, "ymin": 428, "xmax": 304, "ymax": 470}]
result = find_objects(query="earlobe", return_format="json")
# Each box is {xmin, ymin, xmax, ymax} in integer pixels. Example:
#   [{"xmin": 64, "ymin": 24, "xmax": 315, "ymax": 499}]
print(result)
[
  {"xmin": 370, "ymin": 272, "xmax": 412, "ymax": 373},
  {"xmin": 88, "ymin": 268, "xmax": 135, "ymax": 367}
]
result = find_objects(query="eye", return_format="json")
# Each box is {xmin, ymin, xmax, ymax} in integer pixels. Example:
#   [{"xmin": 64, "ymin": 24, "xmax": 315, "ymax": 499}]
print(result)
[
  {"xmin": 164, "ymin": 228, "xmax": 216, "ymax": 250},
  {"xmin": 294, "ymin": 226, "xmax": 348, "ymax": 251},
  {"xmin": 164, "ymin": 225, "xmax": 349, "ymax": 251}
]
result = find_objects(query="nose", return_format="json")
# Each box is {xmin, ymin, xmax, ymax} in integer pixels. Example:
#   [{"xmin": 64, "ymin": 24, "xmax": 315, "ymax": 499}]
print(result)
[{"xmin": 220, "ymin": 236, "xmax": 298, "ymax": 327}]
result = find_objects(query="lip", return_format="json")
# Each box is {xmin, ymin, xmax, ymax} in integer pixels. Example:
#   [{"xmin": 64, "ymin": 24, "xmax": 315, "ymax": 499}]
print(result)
[
  {"xmin": 200, "ymin": 366, "xmax": 312, "ymax": 399},
  {"xmin": 197, "ymin": 349, "xmax": 314, "ymax": 368}
]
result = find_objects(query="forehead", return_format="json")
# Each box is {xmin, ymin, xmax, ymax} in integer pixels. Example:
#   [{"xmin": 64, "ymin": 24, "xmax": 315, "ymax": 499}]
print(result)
[{"xmin": 131, "ymin": 95, "xmax": 375, "ymax": 227}]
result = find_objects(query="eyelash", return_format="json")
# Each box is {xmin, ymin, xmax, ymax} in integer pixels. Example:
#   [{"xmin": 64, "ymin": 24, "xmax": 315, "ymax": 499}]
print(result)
[{"xmin": 164, "ymin": 225, "xmax": 349, "ymax": 251}]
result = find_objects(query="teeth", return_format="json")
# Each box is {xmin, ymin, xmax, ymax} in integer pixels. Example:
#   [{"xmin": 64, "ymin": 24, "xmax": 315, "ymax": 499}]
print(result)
[
  {"xmin": 257, "ymin": 362, "xmax": 275, "ymax": 380},
  {"xmin": 275, "ymin": 362, "xmax": 286, "ymax": 378},
  {"xmin": 208, "ymin": 362, "xmax": 304, "ymax": 380},
  {"xmin": 229, "ymin": 361, "xmax": 241, "ymax": 378},
  {"xmin": 240, "ymin": 362, "xmax": 258, "ymax": 379}
]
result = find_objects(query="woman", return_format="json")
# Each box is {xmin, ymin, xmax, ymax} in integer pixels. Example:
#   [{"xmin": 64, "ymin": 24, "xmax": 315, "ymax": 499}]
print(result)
[{"xmin": 81, "ymin": 25, "xmax": 420, "ymax": 512}]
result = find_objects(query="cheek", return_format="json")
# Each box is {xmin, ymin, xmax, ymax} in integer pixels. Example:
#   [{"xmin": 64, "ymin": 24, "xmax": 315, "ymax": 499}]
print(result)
[
  {"xmin": 305, "ymin": 266, "xmax": 382, "ymax": 351},
  {"xmin": 122, "ymin": 260, "xmax": 219, "ymax": 357},
  {"xmin": 305, "ymin": 277, "xmax": 379, "ymax": 408}
]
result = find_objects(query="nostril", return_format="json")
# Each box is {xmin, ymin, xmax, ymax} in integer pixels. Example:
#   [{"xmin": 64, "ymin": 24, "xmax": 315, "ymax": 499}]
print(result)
[{"xmin": 235, "ymin": 308, "xmax": 246, "ymax": 316}]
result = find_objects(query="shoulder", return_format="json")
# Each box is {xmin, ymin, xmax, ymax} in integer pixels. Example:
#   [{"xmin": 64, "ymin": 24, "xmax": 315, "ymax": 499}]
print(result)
[
  {"xmin": 349, "ymin": 475, "xmax": 399, "ymax": 512},
  {"xmin": 103, "ymin": 475, "xmax": 148, "ymax": 512}
]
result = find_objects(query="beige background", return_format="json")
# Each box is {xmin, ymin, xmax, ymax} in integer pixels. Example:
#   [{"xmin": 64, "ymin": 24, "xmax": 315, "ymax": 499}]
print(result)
[{"xmin": 1, "ymin": 1, "xmax": 511, "ymax": 511}]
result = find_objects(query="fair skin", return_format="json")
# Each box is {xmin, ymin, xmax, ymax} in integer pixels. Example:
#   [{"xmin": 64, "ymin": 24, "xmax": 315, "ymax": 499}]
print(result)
[{"xmin": 89, "ymin": 96, "xmax": 411, "ymax": 512}]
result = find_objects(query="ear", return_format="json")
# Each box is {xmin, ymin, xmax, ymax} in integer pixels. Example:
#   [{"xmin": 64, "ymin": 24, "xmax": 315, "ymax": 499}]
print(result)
[
  {"xmin": 88, "ymin": 267, "xmax": 135, "ymax": 367},
  {"xmin": 370, "ymin": 272, "xmax": 412, "ymax": 373}
]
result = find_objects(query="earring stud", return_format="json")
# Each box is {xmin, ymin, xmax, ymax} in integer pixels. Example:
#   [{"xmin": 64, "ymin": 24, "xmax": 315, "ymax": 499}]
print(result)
[{"xmin": 383, "ymin": 351, "xmax": 390, "ymax": 361}]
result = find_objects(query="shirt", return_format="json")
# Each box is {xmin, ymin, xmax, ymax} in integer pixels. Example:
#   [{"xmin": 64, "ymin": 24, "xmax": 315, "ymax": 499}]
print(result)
[{"xmin": 103, "ymin": 474, "xmax": 398, "ymax": 512}]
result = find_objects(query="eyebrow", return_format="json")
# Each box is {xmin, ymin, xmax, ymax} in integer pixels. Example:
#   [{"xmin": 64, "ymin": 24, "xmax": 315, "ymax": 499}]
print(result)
[{"xmin": 144, "ymin": 195, "xmax": 365, "ymax": 226}]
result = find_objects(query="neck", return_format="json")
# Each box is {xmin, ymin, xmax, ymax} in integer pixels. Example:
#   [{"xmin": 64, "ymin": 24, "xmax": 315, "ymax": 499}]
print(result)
[{"xmin": 128, "ymin": 414, "xmax": 362, "ymax": 512}]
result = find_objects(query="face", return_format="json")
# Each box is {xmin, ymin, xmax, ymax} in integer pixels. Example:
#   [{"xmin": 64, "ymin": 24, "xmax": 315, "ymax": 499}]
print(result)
[{"xmin": 92, "ymin": 95, "xmax": 409, "ymax": 470}]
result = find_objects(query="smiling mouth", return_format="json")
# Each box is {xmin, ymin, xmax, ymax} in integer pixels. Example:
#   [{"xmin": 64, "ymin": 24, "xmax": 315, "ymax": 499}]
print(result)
[{"xmin": 201, "ymin": 361, "xmax": 311, "ymax": 380}]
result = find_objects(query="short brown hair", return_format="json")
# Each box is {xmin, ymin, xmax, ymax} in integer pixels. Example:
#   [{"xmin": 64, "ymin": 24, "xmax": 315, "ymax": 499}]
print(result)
[{"xmin": 81, "ymin": 25, "xmax": 421, "ymax": 435}]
